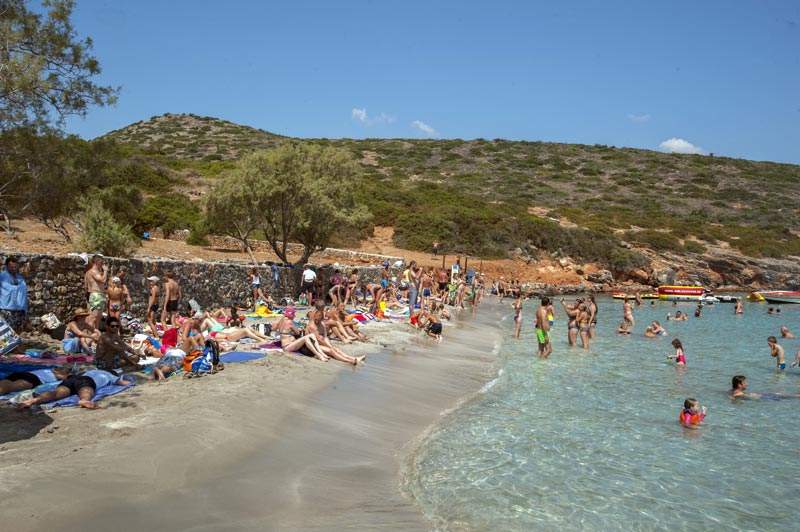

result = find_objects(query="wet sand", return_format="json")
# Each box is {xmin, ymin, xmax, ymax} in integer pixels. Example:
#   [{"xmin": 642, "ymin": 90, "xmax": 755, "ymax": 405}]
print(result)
[{"xmin": 0, "ymin": 304, "xmax": 504, "ymax": 532}]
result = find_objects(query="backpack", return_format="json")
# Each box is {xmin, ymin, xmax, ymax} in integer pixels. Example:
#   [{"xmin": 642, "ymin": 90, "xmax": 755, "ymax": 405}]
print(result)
[{"xmin": 186, "ymin": 340, "xmax": 221, "ymax": 374}]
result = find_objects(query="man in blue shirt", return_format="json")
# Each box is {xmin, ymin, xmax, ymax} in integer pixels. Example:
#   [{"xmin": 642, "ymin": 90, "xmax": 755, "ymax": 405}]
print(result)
[{"xmin": 0, "ymin": 256, "xmax": 28, "ymax": 333}]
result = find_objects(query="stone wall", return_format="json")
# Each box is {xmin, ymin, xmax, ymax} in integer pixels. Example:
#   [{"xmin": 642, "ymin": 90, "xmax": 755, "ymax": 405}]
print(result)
[{"xmin": 8, "ymin": 253, "xmax": 398, "ymax": 326}]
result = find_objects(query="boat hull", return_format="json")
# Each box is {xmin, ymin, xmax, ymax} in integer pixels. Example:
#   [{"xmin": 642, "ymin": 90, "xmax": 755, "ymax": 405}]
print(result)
[{"xmin": 756, "ymin": 291, "xmax": 800, "ymax": 304}]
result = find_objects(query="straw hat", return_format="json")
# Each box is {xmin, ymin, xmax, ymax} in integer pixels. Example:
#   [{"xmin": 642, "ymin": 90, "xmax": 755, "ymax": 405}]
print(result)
[{"xmin": 72, "ymin": 308, "xmax": 90, "ymax": 319}]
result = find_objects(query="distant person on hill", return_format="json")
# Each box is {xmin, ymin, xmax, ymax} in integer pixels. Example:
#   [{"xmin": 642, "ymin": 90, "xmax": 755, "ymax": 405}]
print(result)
[
  {"xmin": 432, "ymin": 240, "xmax": 439, "ymax": 257},
  {"xmin": 781, "ymin": 326, "xmax": 795, "ymax": 339}
]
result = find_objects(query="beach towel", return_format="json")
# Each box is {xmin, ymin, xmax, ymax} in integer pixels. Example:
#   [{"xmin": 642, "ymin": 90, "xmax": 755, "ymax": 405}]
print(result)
[
  {"xmin": 3, "ymin": 354, "xmax": 90, "ymax": 365},
  {"xmin": 0, "ymin": 362, "xmax": 57, "ymax": 379},
  {"xmin": 0, "ymin": 315, "xmax": 22, "ymax": 356},
  {"xmin": 1, "ymin": 381, "xmax": 61, "ymax": 405},
  {"xmin": 45, "ymin": 379, "xmax": 135, "ymax": 408},
  {"xmin": 220, "ymin": 351, "xmax": 268, "ymax": 363}
]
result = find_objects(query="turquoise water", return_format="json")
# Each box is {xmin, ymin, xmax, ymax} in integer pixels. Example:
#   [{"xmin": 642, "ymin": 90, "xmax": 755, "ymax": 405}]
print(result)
[{"xmin": 407, "ymin": 297, "xmax": 800, "ymax": 531}]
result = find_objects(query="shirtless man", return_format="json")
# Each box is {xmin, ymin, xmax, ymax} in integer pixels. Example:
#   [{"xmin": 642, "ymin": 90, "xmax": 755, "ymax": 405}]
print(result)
[
  {"xmin": 730, "ymin": 375, "xmax": 800, "ymax": 400},
  {"xmin": 106, "ymin": 276, "xmax": 129, "ymax": 320},
  {"xmin": 420, "ymin": 266, "xmax": 434, "ymax": 311},
  {"xmin": 17, "ymin": 369, "xmax": 132, "ymax": 410},
  {"xmin": 768, "ymin": 336, "xmax": 786, "ymax": 370},
  {"xmin": 161, "ymin": 271, "xmax": 181, "ymax": 331},
  {"xmin": 145, "ymin": 276, "xmax": 160, "ymax": 337},
  {"xmin": 94, "ymin": 317, "xmax": 143, "ymax": 371},
  {"xmin": 84, "ymin": 255, "xmax": 108, "ymax": 330},
  {"xmin": 306, "ymin": 305, "xmax": 365, "ymax": 365},
  {"xmin": 536, "ymin": 297, "xmax": 552, "ymax": 358},
  {"xmin": 780, "ymin": 326, "xmax": 795, "ymax": 339}
]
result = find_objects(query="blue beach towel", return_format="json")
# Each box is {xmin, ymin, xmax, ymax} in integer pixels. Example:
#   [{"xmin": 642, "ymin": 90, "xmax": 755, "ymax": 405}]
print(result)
[
  {"xmin": 0, "ymin": 362, "xmax": 56, "ymax": 379},
  {"xmin": 45, "ymin": 379, "xmax": 135, "ymax": 408},
  {"xmin": 220, "ymin": 351, "xmax": 268, "ymax": 363}
]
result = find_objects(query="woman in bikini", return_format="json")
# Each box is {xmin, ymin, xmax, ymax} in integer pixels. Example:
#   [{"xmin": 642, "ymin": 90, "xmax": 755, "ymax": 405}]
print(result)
[
  {"xmin": 560, "ymin": 298, "xmax": 580, "ymax": 347},
  {"xmin": 275, "ymin": 308, "xmax": 329, "ymax": 361},
  {"xmin": 623, "ymin": 297, "xmax": 635, "ymax": 328},
  {"xmin": 576, "ymin": 302, "xmax": 590, "ymax": 349},
  {"xmin": 199, "ymin": 314, "xmax": 272, "ymax": 343},
  {"xmin": 587, "ymin": 295, "xmax": 598, "ymax": 339},
  {"xmin": 345, "ymin": 269, "xmax": 359, "ymax": 308},
  {"xmin": 513, "ymin": 295, "xmax": 523, "ymax": 339}
]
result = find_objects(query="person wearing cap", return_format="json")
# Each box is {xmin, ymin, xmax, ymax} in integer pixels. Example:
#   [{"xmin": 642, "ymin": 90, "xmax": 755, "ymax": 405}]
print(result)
[
  {"xmin": 105, "ymin": 276, "xmax": 130, "ymax": 321},
  {"xmin": 146, "ymin": 276, "xmax": 161, "ymax": 337},
  {"xmin": 63, "ymin": 308, "xmax": 100, "ymax": 354},
  {"xmin": 300, "ymin": 264, "xmax": 317, "ymax": 306}
]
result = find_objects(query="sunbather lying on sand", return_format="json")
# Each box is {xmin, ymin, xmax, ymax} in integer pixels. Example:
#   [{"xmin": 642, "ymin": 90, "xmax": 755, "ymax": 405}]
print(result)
[
  {"xmin": 199, "ymin": 313, "xmax": 272, "ymax": 343},
  {"xmin": 0, "ymin": 367, "xmax": 71, "ymax": 395},
  {"xmin": 17, "ymin": 369, "xmax": 132, "ymax": 410}
]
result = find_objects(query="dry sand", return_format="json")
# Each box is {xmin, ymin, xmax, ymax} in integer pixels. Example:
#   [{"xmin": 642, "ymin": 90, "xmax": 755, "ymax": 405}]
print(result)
[{"xmin": 0, "ymin": 305, "xmax": 505, "ymax": 531}]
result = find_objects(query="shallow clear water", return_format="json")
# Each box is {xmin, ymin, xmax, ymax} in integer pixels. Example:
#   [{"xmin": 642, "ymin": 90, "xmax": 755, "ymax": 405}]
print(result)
[{"xmin": 407, "ymin": 297, "xmax": 800, "ymax": 531}]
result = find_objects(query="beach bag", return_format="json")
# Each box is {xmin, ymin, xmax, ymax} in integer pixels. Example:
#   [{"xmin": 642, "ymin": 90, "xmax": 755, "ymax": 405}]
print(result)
[
  {"xmin": 40, "ymin": 313, "xmax": 61, "ymax": 329},
  {"xmin": 190, "ymin": 349, "xmax": 214, "ymax": 373}
]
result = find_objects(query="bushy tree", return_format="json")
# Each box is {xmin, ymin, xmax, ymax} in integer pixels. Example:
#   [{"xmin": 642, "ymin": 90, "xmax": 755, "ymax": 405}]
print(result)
[
  {"xmin": 76, "ymin": 197, "xmax": 137, "ymax": 257},
  {"xmin": 211, "ymin": 144, "xmax": 371, "ymax": 266},
  {"xmin": 204, "ymin": 169, "xmax": 262, "ymax": 265}
]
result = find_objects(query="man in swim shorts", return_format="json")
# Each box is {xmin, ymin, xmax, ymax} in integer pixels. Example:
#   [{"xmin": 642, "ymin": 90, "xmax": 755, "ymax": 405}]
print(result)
[
  {"xmin": 17, "ymin": 369, "xmax": 132, "ymax": 410},
  {"xmin": 84, "ymin": 254, "xmax": 108, "ymax": 330},
  {"xmin": 0, "ymin": 367, "xmax": 71, "ymax": 395},
  {"xmin": 536, "ymin": 297, "xmax": 552, "ymax": 358}
]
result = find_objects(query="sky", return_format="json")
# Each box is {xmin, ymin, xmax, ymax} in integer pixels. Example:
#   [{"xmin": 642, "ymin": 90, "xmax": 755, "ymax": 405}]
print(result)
[{"xmin": 60, "ymin": 0, "xmax": 800, "ymax": 165}]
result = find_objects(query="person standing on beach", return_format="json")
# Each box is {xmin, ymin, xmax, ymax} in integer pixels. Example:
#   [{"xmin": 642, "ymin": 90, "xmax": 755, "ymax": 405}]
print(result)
[
  {"xmin": 768, "ymin": 336, "xmax": 786, "ymax": 370},
  {"xmin": 408, "ymin": 260, "xmax": 421, "ymax": 311},
  {"xmin": 0, "ymin": 256, "xmax": 29, "ymax": 334},
  {"xmin": 536, "ymin": 297, "xmax": 552, "ymax": 358},
  {"xmin": 84, "ymin": 255, "xmax": 108, "ymax": 330},
  {"xmin": 145, "ymin": 276, "xmax": 160, "ymax": 337},
  {"xmin": 161, "ymin": 271, "xmax": 181, "ymax": 331}
]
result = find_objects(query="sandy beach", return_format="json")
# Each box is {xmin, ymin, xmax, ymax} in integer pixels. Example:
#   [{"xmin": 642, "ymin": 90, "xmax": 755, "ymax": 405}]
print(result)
[{"xmin": 0, "ymin": 304, "xmax": 504, "ymax": 531}]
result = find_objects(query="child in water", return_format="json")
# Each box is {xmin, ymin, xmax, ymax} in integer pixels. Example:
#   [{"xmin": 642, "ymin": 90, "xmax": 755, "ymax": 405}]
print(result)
[
  {"xmin": 680, "ymin": 398, "xmax": 707, "ymax": 426},
  {"xmin": 667, "ymin": 338, "xmax": 686, "ymax": 366}
]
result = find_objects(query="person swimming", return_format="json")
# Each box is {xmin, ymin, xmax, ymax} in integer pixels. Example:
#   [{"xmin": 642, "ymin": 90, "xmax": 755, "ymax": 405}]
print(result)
[{"xmin": 680, "ymin": 397, "xmax": 706, "ymax": 426}]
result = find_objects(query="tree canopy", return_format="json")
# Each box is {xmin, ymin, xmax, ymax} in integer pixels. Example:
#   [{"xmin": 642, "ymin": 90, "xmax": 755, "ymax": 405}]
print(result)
[
  {"xmin": 206, "ymin": 143, "xmax": 371, "ymax": 266},
  {"xmin": 0, "ymin": 0, "xmax": 119, "ymax": 133}
]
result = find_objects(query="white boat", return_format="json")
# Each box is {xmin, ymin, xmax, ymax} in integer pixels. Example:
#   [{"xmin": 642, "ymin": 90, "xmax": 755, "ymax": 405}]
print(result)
[{"xmin": 755, "ymin": 291, "xmax": 800, "ymax": 304}]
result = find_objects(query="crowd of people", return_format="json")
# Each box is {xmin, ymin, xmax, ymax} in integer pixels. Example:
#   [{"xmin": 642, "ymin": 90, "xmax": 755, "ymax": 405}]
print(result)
[{"xmin": 2, "ymin": 254, "xmax": 485, "ymax": 409}]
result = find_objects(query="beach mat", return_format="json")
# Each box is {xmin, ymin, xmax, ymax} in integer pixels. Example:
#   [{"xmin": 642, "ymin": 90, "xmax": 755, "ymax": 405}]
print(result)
[
  {"xmin": 46, "ymin": 379, "xmax": 135, "ymax": 408},
  {"xmin": 220, "ymin": 351, "xmax": 268, "ymax": 363},
  {"xmin": 0, "ymin": 361, "xmax": 57, "ymax": 379},
  {"xmin": 3, "ymin": 354, "xmax": 91, "ymax": 365}
]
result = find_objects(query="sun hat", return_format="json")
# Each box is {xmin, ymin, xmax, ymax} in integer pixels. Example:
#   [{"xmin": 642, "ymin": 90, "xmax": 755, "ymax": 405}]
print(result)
[
  {"xmin": 72, "ymin": 308, "xmax": 91, "ymax": 319},
  {"xmin": 111, "ymin": 276, "xmax": 121, "ymax": 283},
  {"xmin": 147, "ymin": 276, "xmax": 159, "ymax": 282},
  {"xmin": 284, "ymin": 307, "xmax": 296, "ymax": 319}
]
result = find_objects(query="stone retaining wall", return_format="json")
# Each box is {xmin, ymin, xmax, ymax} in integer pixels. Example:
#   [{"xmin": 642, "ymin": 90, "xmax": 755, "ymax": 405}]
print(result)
[{"xmin": 8, "ymin": 253, "xmax": 398, "ymax": 326}]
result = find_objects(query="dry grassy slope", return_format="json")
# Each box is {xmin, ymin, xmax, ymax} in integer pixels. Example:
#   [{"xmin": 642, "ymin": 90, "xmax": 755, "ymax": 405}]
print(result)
[{"xmin": 0, "ymin": 220, "xmax": 591, "ymax": 285}]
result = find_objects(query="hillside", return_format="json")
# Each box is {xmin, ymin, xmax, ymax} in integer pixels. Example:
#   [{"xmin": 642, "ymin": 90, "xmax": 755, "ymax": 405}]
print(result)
[{"xmin": 91, "ymin": 113, "xmax": 800, "ymax": 288}]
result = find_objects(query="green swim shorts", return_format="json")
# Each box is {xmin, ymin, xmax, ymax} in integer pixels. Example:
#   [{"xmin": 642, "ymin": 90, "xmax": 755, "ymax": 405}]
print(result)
[
  {"xmin": 88, "ymin": 291, "xmax": 106, "ymax": 312},
  {"xmin": 536, "ymin": 328, "xmax": 550, "ymax": 344}
]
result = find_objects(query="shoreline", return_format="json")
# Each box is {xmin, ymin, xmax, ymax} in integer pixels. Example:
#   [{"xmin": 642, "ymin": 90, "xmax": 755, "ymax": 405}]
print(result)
[{"xmin": 0, "ymin": 303, "xmax": 506, "ymax": 531}]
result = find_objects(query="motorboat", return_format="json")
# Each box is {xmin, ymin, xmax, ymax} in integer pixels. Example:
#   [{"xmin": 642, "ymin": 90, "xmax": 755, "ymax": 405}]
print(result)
[{"xmin": 754, "ymin": 291, "xmax": 800, "ymax": 304}]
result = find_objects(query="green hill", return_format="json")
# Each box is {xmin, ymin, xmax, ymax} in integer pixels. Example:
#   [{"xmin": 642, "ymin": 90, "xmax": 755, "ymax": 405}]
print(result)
[{"xmin": 101, "ymin": 113, "xmax": 800, "ymax": 264}]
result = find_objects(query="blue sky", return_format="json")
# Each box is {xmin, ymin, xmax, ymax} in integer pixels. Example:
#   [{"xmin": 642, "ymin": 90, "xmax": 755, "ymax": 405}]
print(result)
[{"xmin": 62, "ymin": 0, "xmax": 800, "ymax": 164}]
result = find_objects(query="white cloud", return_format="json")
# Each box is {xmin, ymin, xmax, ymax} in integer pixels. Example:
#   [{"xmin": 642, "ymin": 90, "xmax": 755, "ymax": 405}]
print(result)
[
  {"xmin": 659, "ymin": 138, "xmax": 706, "ymax": 155},
  {"xmin": 627, "ymin": 113, "xmax": 651, "ymax": 122},
  {"xmin": 411, "ymin": 119, "xmax": 439, "ymax": 138},
  {"xmin": 351, "ymin": 107, "xmax": 394, "ymax": 125}
]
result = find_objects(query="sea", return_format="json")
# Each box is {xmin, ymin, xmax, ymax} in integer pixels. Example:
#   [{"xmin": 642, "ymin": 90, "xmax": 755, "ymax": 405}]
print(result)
[{"xmin": 404, "ymin": 295, "xmax": 800, "ymax": 532}]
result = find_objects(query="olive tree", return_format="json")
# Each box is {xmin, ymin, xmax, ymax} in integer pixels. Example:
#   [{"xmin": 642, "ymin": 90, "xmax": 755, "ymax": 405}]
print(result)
[
  {"xmin": 205, "ymin": 169, "xmax": 263, "ymax": 266},
  {"xmin": 217, "ymin": 143, "xmax": 370, "ymax": 266}
]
